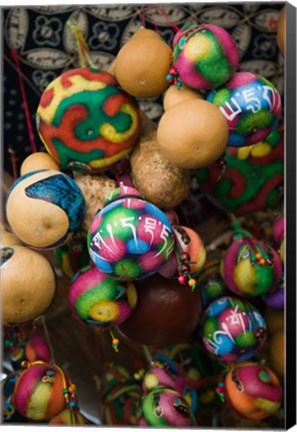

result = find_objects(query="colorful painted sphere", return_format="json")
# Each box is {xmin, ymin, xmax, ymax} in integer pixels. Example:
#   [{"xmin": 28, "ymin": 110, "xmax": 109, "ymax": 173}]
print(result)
[
  {"xmin": 5, "ymin": 170, "xmax": 86, "ymax": 249},
  {"xmin": 12, "ymin": 363, "xmax": 68, "ymax": 420},
  {"xmin": 172, "ymin": 24, "xmax": 238, "ymax": 90},
  {"xmin": 207, "ymin": 72, "xmax": 282, "ymax": 147},
  {"xmin": 88, "ymin": 188, "xmax": 175, "ymax": 281},
  {"xmin": 225, "ymin": 362, "xmax": 283, "ymax": 420},
  {"xmin": 137, "ymin": 387, "xmax": 195, "ymax": 427},
  {"xmin": 36, "ymin": 68, "xmax": 141, "ymax": 172},
  {"xmin": 201, "ymin": 296, "xmax": 267, "ymax": 363},
  {"xmin": 68, "ymin": 265, "xmax": 136, "ymax": 329},
  {"xmin": 222, "ymin": 236, "xmax": 283, "ymax": 297},
  {"xmin": 196, "ymin": 128, "xmax": 284, "ymax": 215}
]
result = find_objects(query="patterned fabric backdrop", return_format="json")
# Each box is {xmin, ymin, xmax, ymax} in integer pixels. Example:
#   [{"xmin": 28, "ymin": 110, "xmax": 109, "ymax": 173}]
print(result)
[{"xmin": 3, "ymin": 3, "xmax": 284, "ymax": 176}]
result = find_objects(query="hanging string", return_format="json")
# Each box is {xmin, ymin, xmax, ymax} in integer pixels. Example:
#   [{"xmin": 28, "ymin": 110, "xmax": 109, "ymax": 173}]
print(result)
[
  {"xmin": 140, "ymin": 4, "xmax": 146, "ymax": 27},
  {"xmin": 40, "ymin": 315, "xmax": 56, "ymax": 363},
  {"xmin": 10, "ymin": 48, "xmax": 37, "ymax": 154},
  {"xmin": 156, "ymin": 5, "xmax": 180, "ymax": 32},
  {"xmin": 67, "ymin": 19, "xmax": 96, "ymax": 69},
  {"xmin": 149, "ymin": 6, "xmax": 161, "ymax": 36}
]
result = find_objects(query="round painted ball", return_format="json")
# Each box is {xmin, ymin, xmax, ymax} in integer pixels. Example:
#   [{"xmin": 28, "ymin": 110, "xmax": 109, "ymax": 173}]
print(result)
[
  {"xmin": 88, "ymin": 188, "xmax": 175, "ymax": 281},
  {"xmin": 172, "ymin": 24, "xmax": 238, "ymax": 90},
  {"xmin": 221, "ymin": 236, "xmax": 283, "ymax": 297},
  {"xmin": 12, "ymin": 363, "xmax": 68, "ymax": 420},
  {"xmin": 207, "ymin": 72, "xmax": 282, "ymax": 147},
  {"xmin": 1, "ymin": 245, "xmax": 56, "ymax": 326},
  {"xmin": 20, "ymin": 152, "xmax": 60, "ymax": 176},
  {"xmin": 195, "ymin": 128, "xmax": 284, "ymax": 215},
  {"xmin": 201, "ymin": 296, "xmax": 267, "ymax": 363},
  {"xmin": 156, "ymin": 99, "xmax": 229, "ymax": 169},
  {"xmin": 224, "ymin": 362, "xmax": 282, "ymax": 420},
  {"xmin": 69, "ymin": 265, "xmax": 136, "ymax": 329},
  {"xmin": 5, "ymin": 170, "xmax": 86, "ymax": 250},
  {"xmin": 114, "ymin": 34, "xmax": 172, "ymax": 98},
  {"xmin": 36, "ymin": 68, "xmax": 141, "ymax": 172},
  {"xmin": 137, "ymin": 387, "xmax": 194, "ymax": 427},
  {"xmin": 118, "ymin": 273, "xmax": 202, "ymax": 347}
]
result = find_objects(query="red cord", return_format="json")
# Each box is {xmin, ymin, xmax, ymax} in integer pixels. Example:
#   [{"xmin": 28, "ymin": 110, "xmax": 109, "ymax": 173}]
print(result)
[
  {"xmin": 10, "ymin": 48, "xmax": 37, "ymax": 153},
  {"xmin": 156, "ymin": 5, "xmax": 180, "ymax": 32},
  {"xmin": 149, "ymin": 6, "xmax": 161, "ymax": 35},
  {"xmin": 141, "ymin": 4, "xmax": 146, "ymax": 27}
]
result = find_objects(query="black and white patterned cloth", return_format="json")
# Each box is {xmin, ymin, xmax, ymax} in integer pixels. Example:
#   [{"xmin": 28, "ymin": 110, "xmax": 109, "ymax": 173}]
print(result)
[{"xmin": 3, "ymin": 3, "xmax": 284, "ymax": 175}]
